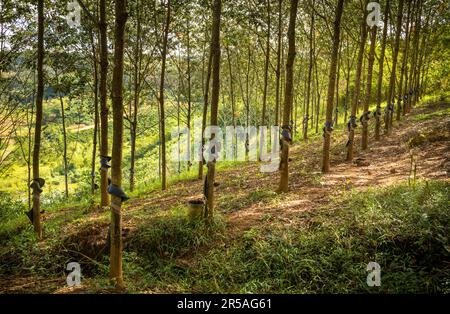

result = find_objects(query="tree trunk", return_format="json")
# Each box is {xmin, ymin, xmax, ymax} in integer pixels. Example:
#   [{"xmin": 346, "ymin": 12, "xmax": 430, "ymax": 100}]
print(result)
[
  {"xmin": 186, "ymin": 19, "xmax": 192, "ymax": 171},
  {"xmin": 346, "ymin": 3, "xmax": 368, "ymax": 161},
  {"xmin": 199, "ymin": 28, "xmax": 213, "ymax": 180},
  {"xmin": 159, "ymin": 0, "xmax": 171, "ymax": 191},
  {"xmin": 109, "ymin": 0, "xmax": 127, "ymax": 290},
  {"xmin": 397, "ymin": 0, "xmax": 412, "ymax": 121},
  {"xmin": 226, "ymin": 45, "xmax": 236, "ymax": 159},
  {"xmin": 32, "ymin": 0, "xmax": 44, "ymax": 240},
  {"xmin": 375, "ymin": 0, "xmax": 390, "ymax": 141},
  {"xmin": 321, "ymin": 0, "xmax": 344, "ymax": 173},
  {"xmin": 261, "ymin": 0, "xmax": 271, "ymax": 128},
  {"xmin": 334, "ymin": 39, "xmax": 341, "ymax": 127},
  {"xmin": 361, "ymin": 25, "xmax": 377, "ymax": 150},
  {"xmin": 385, "ymin": 0, "xmax": 404, "ymax": 134},
  {"xmin": 204, "ymin": 0, "xmax": 222, "ymax": 223},
  {"xmin": 275, "ymin": 0, "xmax": 282, "ymax": 126},
  {"xmin": 408, "ymin": 0, "xmax": 423, "ymax": 112},
  {"xmin": 277, "ymin": 0, "xmax": 298, "ymax": 192},
  {"xmin": 59, "ymin": 94, "xmax": 69, "ymax": 198},
  {"xmin": 99, "ymin": 0, "xmax": 109, "ymax": 208},
  {"xmin": 304, "ymin": 0, "xmax": 314, "ymax": 140},
  {"xmin": 90, "ymin": 30, "xmax": 99, "ymax": 195},
  {"xmin": 130, "ymin": 0, "xmax": 142, "ymax": 191}
]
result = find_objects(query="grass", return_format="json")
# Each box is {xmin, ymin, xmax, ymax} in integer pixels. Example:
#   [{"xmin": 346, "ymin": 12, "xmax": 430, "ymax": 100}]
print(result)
[
  {"xmin": 3, "ymin": 179, "xmax": 446, "ymax": 293},
  {"xmin": 158, "ymin": 180, "xmax": 449, "ymax": 293}
]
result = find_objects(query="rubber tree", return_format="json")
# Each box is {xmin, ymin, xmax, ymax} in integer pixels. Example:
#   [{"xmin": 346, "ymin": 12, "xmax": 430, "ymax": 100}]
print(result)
[
  {"xmin": 408, "ymin": 0, "xmax": 423, "ymax": 112},
  {"xmin": 375, "ymin": 0, "xmax": 390, "ymax": 141},
  {"xmin": 346, "ymin": 2, "xmax": 368, "ymax": 162},
  {"xmin": 204, "ymin": 0, "xmax": 222, "ymax": 223},
  {"xmin": 99, "ymin": 0, "xmax": 110, "ymax": 208},
  {"xmin": 361, "ymin": 20, "xmax": 377, "ymax": 150},
  {"xmin": 321, "ymin": 0, "xmax": 345, "ymax": 173},
  {"xmin": 109, "ymin": 0, "xmax": 128, "ymax": 290},
  {"xmin": 129, "ymin": 0, "xmax": 143, "ymax": 192},
  {"xmin": 76, "ymin": 0, "xmax": 109, "ymax": 207},
  {"xmin": 304, "ymin": 0, "xmax": 315, "ymax": 140},
  {"xmin": 397, "ymin": 0, "xmax": 412, "ymax": 121},
  {"xmin": 159, "ymin": 0, "xmax": 171, "ymax": 191},
  {"xmin": 385, "ymin": 0, "xmax": 404, "ymax": 134},
  {"xmin": 277, "ymin": 0, "xmax": 298, "ymax": 192},
  {"xmin": 199, "ymin": 23, "xmax": 213, "ymax": 180},
  {"xmin": 274, "ymin": 0, "xmax": 282, "ymax": 127},
  {"xmin": 31, "ymin": 0, "xmax": 44, "ymax": 240}
]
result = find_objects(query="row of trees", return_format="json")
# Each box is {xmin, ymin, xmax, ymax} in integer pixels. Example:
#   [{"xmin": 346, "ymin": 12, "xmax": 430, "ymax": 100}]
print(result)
[{"xmin": 1, "ymin": 0, "xmax": 448, "ymax": 288}]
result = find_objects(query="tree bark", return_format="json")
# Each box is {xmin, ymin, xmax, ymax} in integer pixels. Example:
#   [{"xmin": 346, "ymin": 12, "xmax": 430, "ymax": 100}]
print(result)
[
  {"xmin": 58, "ymin": 93, "xmax": 69, "ymax": 198},
  {"xmin": 109, "ymin": 0, "xmax": 127, "ymax": 290},
  {"xmin": 204, "ymin": 0, "xmax": 222, "ymax": 223},
  {"xmin": 275, "ymin": 0, "xmax": 282, "ymax": 126},
  {"xmin": 99, "ymin": 0, "xmax": 109, "ymax": 208},
  {"xmin": 159, "ymin": 0, "xmax": 171, "ymax": 191},
  {"xmin": 277, "ymin": 0, "xmax": 298, "ymax": 192},
  {"xmin": 375, "ymin": 0, "xmax": 390, "ymax": 141},
  {"xmin": 304, "ymin": 0, "xmax": 315, "ymax": 140},
  {"xmin": 346, "ymin": 2, "xmax": 368, "ymax": 161},
  {"xmin": 90, "ymin": 30, "xmax": 99, "ymax": 195},
  {"xmin": 385, "ymin": 0, "xmax": 404, "ymax": 134},
  {"xmin": 261, "ymin": 0, "xmax": 271, "ymax": 128},
  {"xmin": 130, "ymin": 0, "xmax": 142, "ymax": 191},
  {"xmin": 186, "ymin": 19, "xmax": 192, "ymax": 171},
  {"xmin": 321, "ymin": 0, "xmax": 344, "ymax": 172},
  {"xmin": 361, "ymin": 25, "xmax": 377, "ymax": 150},
  {"xmin": 397, "ymin": 0, "xmax": 412, "ymax": 121},
  {"xmin": 32, "ymin": 0, "xmax": 44, "ymax": 239},
  {"xmin": 408, "ymin": 0, "xmax": 423, "ymax": 112}
]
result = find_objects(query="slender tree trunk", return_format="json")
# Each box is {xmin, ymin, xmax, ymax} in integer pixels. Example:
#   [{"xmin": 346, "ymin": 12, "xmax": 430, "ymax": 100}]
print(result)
[
  {"xmin": 362, "ymin": 26, "xmax": 377, "ymax": 150},
  {"xmin": 199, "ymin": 34, "xmax": 213, "ymax": 180},
  {"xmin": 130, "ymin": 0, "xmax": 141, "ymax": 192},
  {"xmin": 32, "ymin": 0, "xmax": 44, "ymax": 240},
  {"xmin": 226, "ymin": 46, "xmax": 236, "ymax": 128},
  {"xmin": 186, "ymin": 20, "xmax": 192, "ymax": 171},
  {"xmin": 28, "ymin": 74, "xmax": 35, "ymax": 208},
  {"xmin": 275, "ymin": 0, "xmax": 282, "ymax": 126},
  {"xmin": 322, "ymin": 0, "xmax": 344, "ymax": 173},
  {"xmin": 277, "ymin": 0, "xmax": 298, "ymax": 192},
  {"xmin": 415, "ymin": 10, "xmax": 428, "ymax": 104},
  {"xmin": 385, "ymin": 0, "xmax": 404, "ymax": 134},
  {"xmin": 346, "ymin": 3, "xmax": 368, "ymax": 161},
  {"xmin": 204, "ymin": 0, "xmax": 222, "ymax": 223},
  {"xmin": 409, "ymin": 0, "xmax": 423, "ymax": 111},
  {"xmin": 304, "ymin": 0, "xmax": 314, "ymax": 140},
  {"xmin": 109, "ymin": 0, "xmax": 127, "ymax": 290},
  {"xmin": 99, "ymin": 0, "xmax": 109, "ymax": 208},
  {"xmin": 90, "ymin": 31, "xmax": 99, "ymax": 195},
  {"xmin": 314, "ymin": 57, "xmax": 320, "ymax": 134},
  {"xmin": 334, "ymin": 39, "xmax": 341, "ymax": 126},
  {"xmin": 344, "ymin": 37, "xmax": 350, "ymax": 124},
  {"xmin": 261, "ymin": 0, "xmax": 271, "ymax": 128},
  {"xmin": 375, "ymin": 0, "xmax": 390, "ymax": 140},
  {"xmin": 397, "ymin": 0, "xmax": 412, "ymax": 121},
  {"xmin": 226, "ymin": 45, "xmax": 236, "ymax": 159},
  {"xmin": 159, "ymin": 0, "xmax": 171, "ymax": 191},
  {"xmin": 58, "ymin": 94, "xmax": 69, "ymax": 198}
]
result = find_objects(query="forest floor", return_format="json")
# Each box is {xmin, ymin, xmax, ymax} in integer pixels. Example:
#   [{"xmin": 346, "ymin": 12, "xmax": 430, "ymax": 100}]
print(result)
[{"xmin": 1, "ymin": 97, "xmax": 449, "ymax": 294}]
